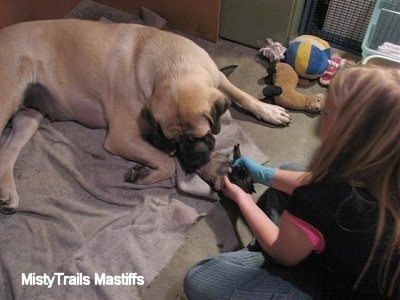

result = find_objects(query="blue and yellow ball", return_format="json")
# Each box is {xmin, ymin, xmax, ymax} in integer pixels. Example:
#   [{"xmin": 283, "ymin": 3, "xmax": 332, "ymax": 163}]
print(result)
[{"xmin": 286, "ymin": 35, "xmax": 331, "ymax": 79}]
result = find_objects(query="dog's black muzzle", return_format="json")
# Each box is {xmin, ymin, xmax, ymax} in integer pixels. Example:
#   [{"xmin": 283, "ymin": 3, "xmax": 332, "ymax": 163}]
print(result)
[
  {"xmin": 140, "ymin": 106, "xmax": 223, "ymax": 173},
  {"xmin": 176, "ymin": 133, "xmax": 215, "ymax": 173},
  {"xmin": 143, "ymin": 121, "xmax": 215, "ymax": 173}
]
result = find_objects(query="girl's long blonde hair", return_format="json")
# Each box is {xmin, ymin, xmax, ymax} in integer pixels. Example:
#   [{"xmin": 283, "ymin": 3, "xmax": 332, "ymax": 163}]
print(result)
[{"xmin": 308, "ymin": 65, "xmax": 400, "ymax": 296}]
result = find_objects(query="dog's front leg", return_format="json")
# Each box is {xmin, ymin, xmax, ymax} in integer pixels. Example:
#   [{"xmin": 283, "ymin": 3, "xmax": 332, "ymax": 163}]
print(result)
[
  {"xmin": 104, "ymin": 129, "xmax": 176, "ymax": 185},
  {"xmin": 0, "ymin": 109, "xmax": 44, "ymax": 213},
  {"xmin": 218, "ymin": 71, "xmax": 291, "ymax": 126},
  {"xmin": 195, "ymin": 152, "xmax": 231, "ymax": 191}
]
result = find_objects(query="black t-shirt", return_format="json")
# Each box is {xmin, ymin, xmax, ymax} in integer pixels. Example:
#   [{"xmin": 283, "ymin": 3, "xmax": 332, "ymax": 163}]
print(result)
[{"xmin": 287, "ymin": 181, "xmax": 399, "ymax": 298}]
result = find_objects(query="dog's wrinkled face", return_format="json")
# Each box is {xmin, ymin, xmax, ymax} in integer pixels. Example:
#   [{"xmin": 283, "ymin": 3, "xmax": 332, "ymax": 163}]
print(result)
[
  {"xmin": 141, "ymin": 83, "xmax": 229, "ymax": 172},
  {"xmin": 141, "ymin": 111, "xmax": 216, "ymax": 172},
  {"xmin": 175, "ymin": 132, "xmax": 215, "ymax": 173}
]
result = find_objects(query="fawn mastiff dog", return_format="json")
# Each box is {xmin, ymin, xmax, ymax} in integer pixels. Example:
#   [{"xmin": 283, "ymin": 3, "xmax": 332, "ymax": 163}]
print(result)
[{"xmin": 0, "ymin": 19, "xmax": 290, "ymax": 213}]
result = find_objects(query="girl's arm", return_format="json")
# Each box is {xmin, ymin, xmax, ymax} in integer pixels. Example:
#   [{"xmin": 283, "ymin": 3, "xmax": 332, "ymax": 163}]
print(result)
[
  {"xmin": 222, "ymin": 176, "xmax": 314, "ymax": 266},
  {"xmin": 271, "ymin": 169, "xmax": 310, "ymax": 195}
]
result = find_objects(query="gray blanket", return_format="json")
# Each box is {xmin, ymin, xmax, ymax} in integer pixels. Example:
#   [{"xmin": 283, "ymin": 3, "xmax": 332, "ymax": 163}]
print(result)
[{"xmin": 0, "ymin": 109, "xmax": 267, "ymax": 299}]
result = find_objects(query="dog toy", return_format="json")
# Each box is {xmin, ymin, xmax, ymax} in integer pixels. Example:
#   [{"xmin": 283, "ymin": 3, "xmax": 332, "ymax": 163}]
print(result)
[
  {"xmin": 259, "ymin": 38, "xmax": 287, "ymax": 62},
  {"xmin": 263, "ymin": 62, "xmax": 325, "ymax": 113},
  {"xmin": 286, "ymin": 35, "xmax": 331, "ymax": 81},
  {"xmin": 319, "ymin": 53, "xmax": 343, "ymax": 86}
]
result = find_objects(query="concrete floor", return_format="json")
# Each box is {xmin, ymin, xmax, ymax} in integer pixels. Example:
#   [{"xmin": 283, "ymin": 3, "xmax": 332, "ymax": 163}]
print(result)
[{"xmin": 142, "ymin": 36, "xmax": 358, "ymax": 299}]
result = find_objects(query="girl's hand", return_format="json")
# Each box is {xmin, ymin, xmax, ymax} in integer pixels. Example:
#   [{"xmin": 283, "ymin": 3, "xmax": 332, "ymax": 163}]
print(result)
[
  {"xmin": 221, "ymin": 176, "xmax": 252, "ymax": 205},
  {"xmin": 233, "ymin": 156, "xmax": 276, "ymax": 186}
]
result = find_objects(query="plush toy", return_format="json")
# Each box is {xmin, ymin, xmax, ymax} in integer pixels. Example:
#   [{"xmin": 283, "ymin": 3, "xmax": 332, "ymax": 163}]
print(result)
[
  {"xmin": 286, "ymin": 35, "xmax": 331, "ymax": 80},
  {"xmin": 263, "ymin": 62, "xmax": 325, "ymax": 113}
]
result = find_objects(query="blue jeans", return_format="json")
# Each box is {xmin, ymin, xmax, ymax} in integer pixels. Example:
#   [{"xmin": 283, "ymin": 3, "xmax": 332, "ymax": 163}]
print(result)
[
  {"xmin": 184, "ymin": 164, "xmax": 323, "ymax": 299},
  {"xmin": 184, "ymin": 247, "xmax": 322, "ymax": 299}
]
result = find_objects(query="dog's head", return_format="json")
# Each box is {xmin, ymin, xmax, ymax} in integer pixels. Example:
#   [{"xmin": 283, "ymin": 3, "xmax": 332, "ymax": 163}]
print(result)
[{"xmin": 141, "ymin": 81, "xmax": 230, "ymax": 172}]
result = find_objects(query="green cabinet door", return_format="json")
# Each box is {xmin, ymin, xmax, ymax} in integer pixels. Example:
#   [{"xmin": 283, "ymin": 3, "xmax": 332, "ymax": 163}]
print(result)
[{"xmin": 220, "ymin": 0, "xmax": 305, "ymax": 48}]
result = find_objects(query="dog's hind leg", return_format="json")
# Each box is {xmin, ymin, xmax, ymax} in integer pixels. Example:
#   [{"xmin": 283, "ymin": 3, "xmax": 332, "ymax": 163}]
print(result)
[{"xmin": 0, "ymin": 108, "xmax": 44, "ymax": 213}]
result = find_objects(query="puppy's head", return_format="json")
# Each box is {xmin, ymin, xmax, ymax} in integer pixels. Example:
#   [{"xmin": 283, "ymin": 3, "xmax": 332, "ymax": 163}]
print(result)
[{"xmin": 142, "ymin": 81, "xmax": 230, "ymax": 172}]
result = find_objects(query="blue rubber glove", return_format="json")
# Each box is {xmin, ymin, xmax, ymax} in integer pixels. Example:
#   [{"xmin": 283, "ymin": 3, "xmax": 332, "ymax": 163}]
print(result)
[{"xmin": 233, "ymin": 156, "xmax": 277, "ymax": 186}]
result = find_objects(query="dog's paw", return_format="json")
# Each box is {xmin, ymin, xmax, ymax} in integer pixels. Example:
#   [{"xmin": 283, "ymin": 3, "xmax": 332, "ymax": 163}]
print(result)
[
  {"xmin": 0, "ymin": 194, "xmax": 18, "ymax": 214},
  {"xmin": 196, "ymin": 152, "xmax": 231, "ymax": 191},
  {"xmin": 124, "ymin": 165, "xmax": 151, "ymax": 183},
  {"xmin": 256, "ymin": 103, "xmax": 291, "ymax": 126},
  {"xmin": 124, "ymin": 163, "xmax": 175, "ymax": 185}
]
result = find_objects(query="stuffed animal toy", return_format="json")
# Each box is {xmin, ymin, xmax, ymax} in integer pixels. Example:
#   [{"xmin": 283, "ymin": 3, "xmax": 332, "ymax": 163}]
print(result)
[
  {"xmin": 286, "ymin": 35, "xmax": 331, "ymax": 81},
  {"xmin": 263, "ymin": 62, "xmax": 325, "ymax": 113}
]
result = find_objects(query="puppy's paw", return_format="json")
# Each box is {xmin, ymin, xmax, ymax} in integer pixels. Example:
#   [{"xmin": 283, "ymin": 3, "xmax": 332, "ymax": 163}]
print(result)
[{"xmin": 256, "ymin": 103, "xmax": 291, "ymax": 126}]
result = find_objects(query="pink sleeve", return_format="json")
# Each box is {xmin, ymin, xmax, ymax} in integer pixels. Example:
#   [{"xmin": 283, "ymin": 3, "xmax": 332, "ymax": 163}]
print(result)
[{"xmin": 286, "ymin": 212, "xmax": 325, "ymax": 253}]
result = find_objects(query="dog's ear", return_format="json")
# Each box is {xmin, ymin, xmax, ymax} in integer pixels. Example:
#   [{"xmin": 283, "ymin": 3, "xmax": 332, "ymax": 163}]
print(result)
[
  {"xmin": 139, "ymin": 107, "xmax": 177, "ymax": 152},
  {"xmin": 146, "ymin": 84, "xmax": 183, "ymax": 140},
  {"xmin": 205, "ymin": 95, "xmax": 229, "ymax": 135}
]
